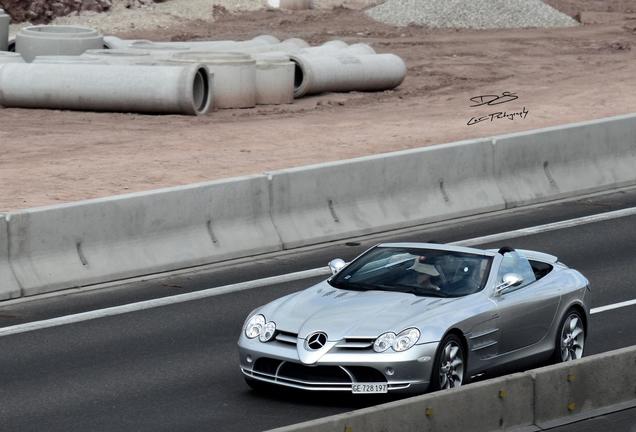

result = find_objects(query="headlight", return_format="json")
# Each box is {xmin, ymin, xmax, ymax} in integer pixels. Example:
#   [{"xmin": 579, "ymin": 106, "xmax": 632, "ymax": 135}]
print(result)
[
  {"xmin": 373, "ymin": 332, "xmax": 396, "ymax": 352},
  {"xmin": 259, "ymin": 321, "xmax": 277, "ymax": 342},
  {"xmin": 244, "ymin": 314, "xmax": 265, "ymax": 339},
  {"xmin": 392, "ymin": 328, "xmax": 420, "ymax": 352}
]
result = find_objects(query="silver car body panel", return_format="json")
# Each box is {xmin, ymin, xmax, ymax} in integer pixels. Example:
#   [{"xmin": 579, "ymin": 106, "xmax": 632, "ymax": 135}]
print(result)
[{"xmin": 238, "ymin": 243, "xmax": 590, "ymax": 393}]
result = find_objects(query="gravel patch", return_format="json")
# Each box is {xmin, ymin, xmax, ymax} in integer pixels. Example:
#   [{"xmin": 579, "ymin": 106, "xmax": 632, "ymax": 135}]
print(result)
[
  {"xmin": 9, "ymin": 0, "xmax": 263, "ymax": 37},
  {"xmin": 366, "ymin": 0, "xmax": 578, "ymax": 29}
]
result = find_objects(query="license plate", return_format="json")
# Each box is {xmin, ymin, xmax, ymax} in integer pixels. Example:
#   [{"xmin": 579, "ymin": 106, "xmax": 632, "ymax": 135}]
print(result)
[{"xmin": 351, "ymin": 383, "xmax": 388, "ymax": 394}]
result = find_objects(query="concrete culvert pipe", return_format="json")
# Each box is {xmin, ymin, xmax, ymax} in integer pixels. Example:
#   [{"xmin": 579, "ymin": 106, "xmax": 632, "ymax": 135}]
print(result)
[
  {"xmin": 0, "ymin": 9, "xmax": 9, "ymax": 52},
  {"xmin": 172, "ymin": 51, "xmax": 256, "ymax": 109},
  {"xmin": 0, "ymin": 63, "xmax": 212, "ymax": 115},
  {"xmin": 290, "ymin": 53, "xmax": 407, "ymax": 98},
  {"xmin": 0, "ymin": 52, "xmax": 24, "ymax": 63},
  {"xmin": 255, "ymin": 57, "xmax": 295, "ymax": 105},
  {"xmin": 300, "ymin": 40, "xmax": 349, "ymax": 55},
  {"xmin": 282, "ymin": 38, "xmax": 310, "ymax": 49},
  {"xmin": 16, "ymin": 25, "xmax": 104, "ymax": 62},
  {"xmin": 344, "ymin": 43, "xmax": 376, "ymax": 55},
  {"xmin": 127, "ymin": 42, "xmax": 191, "ymax": 60},
  {"xmin": 82, "ymin": 49, "xmax": 154, "ymax": 64},
  {"xmin": 32, "ymin": 55, "xmax": 106, "ymax": 64},
  {"xmin": 268, "ymin": 0, "xmax": 311, "ymax": 10}
]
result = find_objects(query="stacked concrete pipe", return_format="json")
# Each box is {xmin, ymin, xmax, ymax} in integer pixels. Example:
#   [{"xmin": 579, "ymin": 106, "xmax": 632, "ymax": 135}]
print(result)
[
  {"xmin": 0, "ymin": 52, "xmax": 24, "ymax": 63},
  {"xmin": 32, "ymin": 55, "xmax": 107, "ymax": 64},
  {"xmin": 16, "ymin": 25, "xmax": 104, "ymax": 62},
  {"xmin": 127, "ymin": 41, "xmax": 192, "ymax": 60},
  {"xmin": 300, "ymin": 40, "xmax": 349, "ymax": 56},
  {"xmin": 290, "ymin": 52, "xmax": 407, "ymax": 97},
  {"xmin": 252, "ymin": 52, "xmax": 295, "ymax": 105},
  {"xmin": 0, "ymin": 8, "xmax": 9, "ymax": 52},
  {"xmin": 82, "ymin": 49, "xmax": 155, "ymax": 64},
  {"xmin": 171, "ymin": 51, "xmax": 257, "ymax": 109},
  {"xmin": 267, "ymin": 0, "xmax": 312, "ymax": 10},
  {"xmin": 0, "ymin": 63, "xmax": 212, "ymax": 115},
  {"xmin": 105, "ymin": 35, "xmax": 281, "ymax": 53}
]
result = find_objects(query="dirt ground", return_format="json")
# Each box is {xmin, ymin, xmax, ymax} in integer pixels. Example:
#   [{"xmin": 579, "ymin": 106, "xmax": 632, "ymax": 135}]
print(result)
[{"xmin": 1, "ymin": 1, "xmax": 636, "ymax": 211}]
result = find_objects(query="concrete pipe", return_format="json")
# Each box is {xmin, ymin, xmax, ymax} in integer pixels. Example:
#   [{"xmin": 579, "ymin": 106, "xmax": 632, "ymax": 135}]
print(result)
[
  {"xmin": 0, "ymin": 63, "xmax": 212, "ymax": 115},
  {"xmin": 16, "ymin": 25, "xmax": 104, "ymax": 62},
  {"xmin": 127, "ymin": 42, "xmax": 192, "ymax": 60},
  {"xmin": 83, "ymin": 49, "xmax": 154, "ymax": 64},
  {"xmin": 267, "ymin": 0, "xmax": 311, "ymax": 10},
  {"xmin": 117, "ymin": 35, "xmax": 281, "ymax": 52},
  {"xmin": 32, "ymin": 55, "xmax": 106, "ymax": 64},
  {"xmin": 290, "ymin": 53, "xmax": 407, "ymax": 97},
  {"xmin": 171, "ymin": 52, "xmax": 256, "ymax": 109},
  {"xmin": 256, "ymin": 58, "xmax": 295, "ymax": 105},
  {"xmin": 0, "ymin": 52, "xmax": 24, "ymax": 63},
  {"xmin": 282, "ymin": 38, "xmax": 310, "ymax": 49},
  {"xmin": 300, "ymin": 40, "xmax": 349, "ymax": 55},
  {"xmin": 0, "ymin": 9, "xmax": 9, "ymax": 52},
  {"xmin": 344, "ymin": 43, "xmax": 376, "ymax": 55}
]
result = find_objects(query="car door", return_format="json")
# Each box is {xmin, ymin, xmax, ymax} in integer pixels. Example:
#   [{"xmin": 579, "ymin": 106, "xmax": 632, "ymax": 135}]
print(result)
[{"xmin": 492, "ymin": 251, "xmax": 561, "ymax": 354}]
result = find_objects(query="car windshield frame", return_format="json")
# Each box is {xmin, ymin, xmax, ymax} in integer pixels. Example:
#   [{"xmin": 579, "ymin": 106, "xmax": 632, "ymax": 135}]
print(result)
[{"xmin": 328, "ymin": 246, "xmax": 494, "ymax": 298}]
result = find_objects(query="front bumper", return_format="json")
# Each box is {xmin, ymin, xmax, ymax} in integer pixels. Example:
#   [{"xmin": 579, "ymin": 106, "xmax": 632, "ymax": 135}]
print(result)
[{"xmin": 238, "ymin": 336, "xmax": 439, "ymax": 393}]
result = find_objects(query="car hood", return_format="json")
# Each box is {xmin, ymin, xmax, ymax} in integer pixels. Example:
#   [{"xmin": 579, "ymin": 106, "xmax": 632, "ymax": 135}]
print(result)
[{"xmin": 258, "ymin": 280, "xmax": 461, "ymax": 341}]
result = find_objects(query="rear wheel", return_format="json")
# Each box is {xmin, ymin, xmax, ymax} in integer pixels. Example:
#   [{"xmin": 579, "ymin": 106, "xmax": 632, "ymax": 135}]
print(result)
[
  {"xmin": 430, "ymin": 334, "xmax": 466, "ymax": 391},
  {"xmin": 553, "ymin": 309, "xmax": 585, "ymax": 363}
]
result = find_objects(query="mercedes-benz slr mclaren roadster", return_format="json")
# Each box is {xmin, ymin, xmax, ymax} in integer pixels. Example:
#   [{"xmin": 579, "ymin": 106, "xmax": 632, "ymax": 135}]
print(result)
[{"xmin": 238, "ymin": 243, "xmax": 590, "ymax": 394}]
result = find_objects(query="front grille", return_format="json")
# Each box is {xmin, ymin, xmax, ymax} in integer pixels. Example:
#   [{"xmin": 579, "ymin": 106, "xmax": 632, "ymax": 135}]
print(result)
[
  {"xmin": 248, "ymin": 357, "xmax": 388, "ymax": 389},
  {"xmin": 253, "ymin": 357, "xmax": 283, "ymax": 375},
  {"xmin": 347, "ymin": 366, "xmax": 386, "ymax": 382},
  {"xmin": 279, "ymin": 363, "xmax": 351, "ymax": 383}
]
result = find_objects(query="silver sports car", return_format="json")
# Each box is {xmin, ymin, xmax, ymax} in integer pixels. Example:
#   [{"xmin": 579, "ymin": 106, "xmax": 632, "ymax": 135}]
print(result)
[{"xmin": 238, "ymin": 243, "xmax": 590, "ymax": 394}]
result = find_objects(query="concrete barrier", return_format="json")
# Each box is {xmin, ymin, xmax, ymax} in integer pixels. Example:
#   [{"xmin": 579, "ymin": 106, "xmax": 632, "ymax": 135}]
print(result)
[
  {"xmin": 0, "ymin": 215, "xmax": 21, "ymax": 300},
  {"xmin": 269, "ymin": 345, "xmax": 636, "ymax": 432},
  {"xmin": 495, "ymin": 114, "xmax": 636, "ymax": 207},
  {"xmin": 269, "ymin": 373, "xmax": 535, "ymax": 432},
  {"xmin": 269, "ymin": 139, "xmax": 506, "ymax": 249},
  {"xmin": 8, "ymin": 176, "xmax": 282, "ymax": 296},
  {"xmin": 532, "ymin": 345, "xmax": 636, "ymax": 429}
]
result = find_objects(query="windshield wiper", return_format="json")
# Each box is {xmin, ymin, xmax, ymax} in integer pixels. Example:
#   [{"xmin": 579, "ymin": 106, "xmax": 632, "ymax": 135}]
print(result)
[{"xmin": 394, "ymin": 285, "xmax": 449, "ymax": 298}]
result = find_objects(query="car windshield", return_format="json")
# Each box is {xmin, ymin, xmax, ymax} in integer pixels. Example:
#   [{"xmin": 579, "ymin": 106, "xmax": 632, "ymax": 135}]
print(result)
[{"xmin": 329, "ymin": 246, "xmax": 493, "ymax": 298}]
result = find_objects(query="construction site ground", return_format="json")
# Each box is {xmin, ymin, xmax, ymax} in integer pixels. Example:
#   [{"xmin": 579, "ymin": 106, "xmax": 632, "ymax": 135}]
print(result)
[{"xmin": 1, "ymin": 0, "xmax": 635, "ymax": 211}]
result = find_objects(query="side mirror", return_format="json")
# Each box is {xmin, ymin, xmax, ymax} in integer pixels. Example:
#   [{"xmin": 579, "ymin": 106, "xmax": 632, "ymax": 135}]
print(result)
[
  {"xmin": 328, "ymin": 258, "xmax": 346, "ymax": 275},
  {"xmin": 495, "ymin": 273, "xmax": 524, "ymax": 296}
]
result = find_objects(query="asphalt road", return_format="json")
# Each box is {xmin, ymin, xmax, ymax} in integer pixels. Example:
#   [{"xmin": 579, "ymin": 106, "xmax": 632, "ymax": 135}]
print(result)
[{"xmin": 1, "ymin": 188, "xmax": 636, "ymax": 431}]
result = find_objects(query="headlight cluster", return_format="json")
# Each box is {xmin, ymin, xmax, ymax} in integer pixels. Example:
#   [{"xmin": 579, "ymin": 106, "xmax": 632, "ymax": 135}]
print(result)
[
  {"xmin": 373, "ymin": 328, "xmax": 420, "ymax": 353},
  {"xmin": 244, "ymin": 314, "xmax": 276, "ymax": 342}
]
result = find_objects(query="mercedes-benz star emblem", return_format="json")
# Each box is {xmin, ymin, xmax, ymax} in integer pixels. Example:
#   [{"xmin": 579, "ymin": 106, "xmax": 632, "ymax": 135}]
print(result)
[{"xmin": 305, "ymin": 332, "xmax": 328, "ymax": 350}]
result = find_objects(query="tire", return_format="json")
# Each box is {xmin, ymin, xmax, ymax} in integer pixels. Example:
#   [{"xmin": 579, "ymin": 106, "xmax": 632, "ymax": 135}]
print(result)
[
  {"xmin": 553, "ymin": 309, "xmax": 585, "ymax": 363},
  {"xmin": 430, "ymin": 333, "xmax": 466, "ymax": 391}
]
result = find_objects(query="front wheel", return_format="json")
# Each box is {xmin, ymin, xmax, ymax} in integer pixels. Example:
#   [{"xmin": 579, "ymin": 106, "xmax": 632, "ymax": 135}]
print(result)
[
  {"xmin": 430, "ymin": 334, "xmax": 466, "ymax": 391},
  {"xmin": 554, "ymin": 309, "xmax": 585, "ymax": 363}
]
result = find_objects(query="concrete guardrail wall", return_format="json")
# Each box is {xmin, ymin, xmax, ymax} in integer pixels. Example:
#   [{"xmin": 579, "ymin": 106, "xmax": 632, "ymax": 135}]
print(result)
[
  {"xmin": 1, "ymin": 113, "xmax": 635, "ymax": 299},
  {"xmin": 6, "ymin": 175, "xmax": 281, "ymax": 297},
  {"xmin": 267, "ymin": 345, "xmax": 636, "ymax": 432}
]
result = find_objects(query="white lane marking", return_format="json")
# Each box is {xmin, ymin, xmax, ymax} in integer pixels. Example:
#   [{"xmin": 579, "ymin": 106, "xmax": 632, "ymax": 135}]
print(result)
[
  {"xmin": 455, "ymin": 206, "xmax": 636, "ymax": 247},
  {"xmin": 0, "ymin": 267, "xmax": 330, "ymax": 338},
  {"xmin": 1, "ymin": 206, "xmax": 636, "ymax": 337},
  {"xmin": 591, "ymin": 299, "xmax": 636, "ymax": 315}
]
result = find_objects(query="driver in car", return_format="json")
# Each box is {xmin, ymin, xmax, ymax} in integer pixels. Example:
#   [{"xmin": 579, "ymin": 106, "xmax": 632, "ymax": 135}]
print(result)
[{"xmin": 407, "ymin": 256, "xmax": 442, "ymax": 292}]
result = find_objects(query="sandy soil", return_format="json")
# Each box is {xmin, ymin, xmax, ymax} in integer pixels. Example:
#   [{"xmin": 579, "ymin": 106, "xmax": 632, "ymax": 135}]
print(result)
[{"xmin": 1, "ymin": 1, "xmax": 636, "ymax": 211}]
